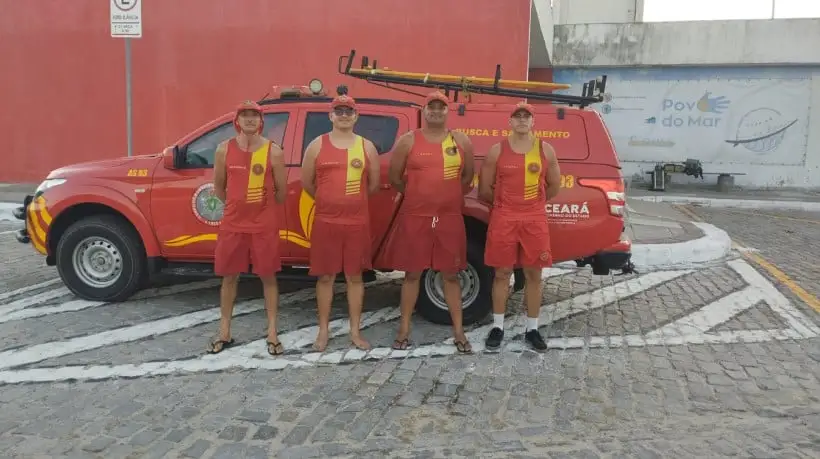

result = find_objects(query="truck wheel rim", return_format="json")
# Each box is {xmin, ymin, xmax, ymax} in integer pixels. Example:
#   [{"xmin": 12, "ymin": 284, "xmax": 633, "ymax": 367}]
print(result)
[
  {"xmin": 72, "ymin": 236, "xmax": 123, "ymax": 289},
  {"xmin": 423, "ymin": 264, "xmax": 481, "ymax": 312}
]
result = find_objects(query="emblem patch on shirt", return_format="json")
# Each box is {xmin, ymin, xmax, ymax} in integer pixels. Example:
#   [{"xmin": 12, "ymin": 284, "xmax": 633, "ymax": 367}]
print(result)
[
  {"xmin": 527, "ymin": 162, "xmax": 541, "ymax": 173},
  {"xmin": 351, "ymin": 158, "xmax": 363, "ymax": 169},
  {"xmin": 445, "ymin": 146, "xmax": 458, "ymax": 156},
  {"xmin": 252, "ymin": 164, "xmax": 264, "ymax": 175},
  {"xmin": 539, "ymin": 251, "xmax": 549, "ymax": 261}
]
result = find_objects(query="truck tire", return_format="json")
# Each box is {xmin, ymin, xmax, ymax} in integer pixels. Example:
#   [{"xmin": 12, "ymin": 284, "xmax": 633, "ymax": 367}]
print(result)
[
  {"xmin": 415, "ymin": 238, "xmax": 493, "ymax": 326},
  {"xmin": 55, "ymin": 214, "xmax": 147, "ymax": 302}
]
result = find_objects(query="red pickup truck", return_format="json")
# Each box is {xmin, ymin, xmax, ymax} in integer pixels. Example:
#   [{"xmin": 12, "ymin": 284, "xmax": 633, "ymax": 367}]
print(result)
[{"xmin": 14, "ymin": 51, "xmax": 633, "ymax": 326}]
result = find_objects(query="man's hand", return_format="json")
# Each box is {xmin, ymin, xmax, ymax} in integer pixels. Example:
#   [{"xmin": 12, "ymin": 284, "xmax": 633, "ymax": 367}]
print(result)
[
  {"xmin": 388, "ymin": 131, "xmax": 414, "ymax": 193},
  {"xmin": 300, "ymin": 136, "xmax": 321, "ymax": 198}
]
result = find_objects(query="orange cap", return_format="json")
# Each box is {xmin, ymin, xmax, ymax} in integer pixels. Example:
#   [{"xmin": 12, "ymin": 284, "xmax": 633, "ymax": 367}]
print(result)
[
  {"xmin": 510, "ymin": 102, "xmax": 535, "ymax": 117},
  {"xmin": 331, "ymin": 95, "xmax": 357, "ymax": 109},
  {"xmin": 425, "ymin": 91, "xmax": 449, "ymax": 106}
]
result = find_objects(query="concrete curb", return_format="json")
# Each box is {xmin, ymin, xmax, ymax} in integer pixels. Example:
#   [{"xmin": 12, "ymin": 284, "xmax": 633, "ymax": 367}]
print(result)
[
  {"xmin": 632, "ymin": 195, "xmax": 820, "ymax": 212},
  {"xmin": 0, "ymin": 203, "xmax": 18, "ymax": 223},
  {"xmin": 630, "ymin": 222, "xmax": 732, "ymax": 270}
]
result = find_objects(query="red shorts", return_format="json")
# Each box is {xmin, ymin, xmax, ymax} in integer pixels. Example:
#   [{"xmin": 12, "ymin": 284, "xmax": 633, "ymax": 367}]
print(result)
[
  {"xmin": 214, "ymin": 230, "xmax": 281, "ymax": 277},
  {"xmin": 309, "ymin": 220, "xmax": 372, "ymax": 277},
  {"xmin": 484, "ymin": 215, "xmax": 552, "ymax": 269},
  {"xmin": 389, "ymin": 213, "xmax": 467, "ymax": 273}
]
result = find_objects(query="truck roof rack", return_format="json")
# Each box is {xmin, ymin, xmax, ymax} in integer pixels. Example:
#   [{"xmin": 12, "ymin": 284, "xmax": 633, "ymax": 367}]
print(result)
[{"xmin": 337, "ymin": 49, "xmax": 607, "ymax": 108}]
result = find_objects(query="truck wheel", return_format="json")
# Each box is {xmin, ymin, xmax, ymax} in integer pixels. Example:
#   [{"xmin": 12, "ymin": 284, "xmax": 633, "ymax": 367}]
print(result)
[
  {"xmin": 416, "ymin": 238, "xmax": 493, "ymax": 326},
  {"xmin": 55, "ymin": 214, "xmax": 147, "ymax": 302}
]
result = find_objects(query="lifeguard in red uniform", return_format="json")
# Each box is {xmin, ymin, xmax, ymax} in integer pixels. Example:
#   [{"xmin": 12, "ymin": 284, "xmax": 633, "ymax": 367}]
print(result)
[
  {"xmin": 209, "ymin": 100, "xmax": 288, "ymax": 356},
  {"xmin": 301, "ymin": 95, "xmax": 380, "ymax": 352},
  {"xmin": 479, "ymin": 102, "xmax": 562, "ymax": 352},
  {"xmin": 386, "ymin": 91, "xmax": 476, "ymax": 353}
]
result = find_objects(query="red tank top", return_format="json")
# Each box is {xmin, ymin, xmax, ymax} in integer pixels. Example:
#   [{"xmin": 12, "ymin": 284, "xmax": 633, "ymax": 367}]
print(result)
[
  {"xmin": 313, "ymin": 134, "xmax": 370, "ymax": 225},
  {"xmin": 491, "ymin": 136, "xmax": 549, "ymax": 218},
  {"xmin": 220, "ymin": 138, "xmax": 278, "ymax": 233},
  {"xmin": 401, "ymin": 130, "xmax": 465, "ymax": 217}
]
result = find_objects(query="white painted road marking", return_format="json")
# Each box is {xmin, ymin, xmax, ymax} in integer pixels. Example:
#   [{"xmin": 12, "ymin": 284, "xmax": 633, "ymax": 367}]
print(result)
[
  {"xmin": 0, "ymin": 273, "xmax": 402, "ymax": 371},
  {"xmin": 0, "ymin": 278, "xmax": 63, "ymax": 303},
  {"xmin": 0, "ymin": 278, "xmax": 223, "ymax": 324},
  {"xmin": 0, "ymin": 261, "xmax": 816, "ymax": 384}
]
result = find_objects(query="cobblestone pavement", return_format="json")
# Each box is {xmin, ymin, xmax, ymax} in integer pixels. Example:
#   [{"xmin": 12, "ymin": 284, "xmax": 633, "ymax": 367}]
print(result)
[{"xmin": 1, "ymin": 210, "xmax": 819, "ymax": 458}]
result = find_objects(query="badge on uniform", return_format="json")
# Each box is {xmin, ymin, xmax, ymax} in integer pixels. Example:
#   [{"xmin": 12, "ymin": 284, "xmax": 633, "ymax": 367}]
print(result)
[
  {"xmin": 351, "ymin": 158, "xmax": 363, "ymax": 169},
  {"xmin": 527, "ymin": 162, "xmax": 540, "ymax": 173},
  {"xmin": 252, "ymin": 164, "xmax": 264, "ymax": 175},
  {"xmin": 445, "ymin": 146, "xmax": 458, "ymax": 156}
]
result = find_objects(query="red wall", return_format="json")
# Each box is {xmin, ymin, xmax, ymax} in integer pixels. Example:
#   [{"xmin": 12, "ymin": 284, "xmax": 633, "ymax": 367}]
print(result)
[{"xmin": 0, "ymin": 0, "xmax": 533, "ymax": 183}]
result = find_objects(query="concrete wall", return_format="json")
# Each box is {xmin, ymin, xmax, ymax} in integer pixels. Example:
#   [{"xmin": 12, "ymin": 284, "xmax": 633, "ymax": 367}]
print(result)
[
  {"xmin": 552, "ymin": 0, "xmax": 644, "ymax": 25},
  {"xmin": 553, "ymin": 19, "xmax": 820, "ymax": 67},
  {"xmin": 553, "ymin": 66, "xmax": 820, "ymax": 189}
]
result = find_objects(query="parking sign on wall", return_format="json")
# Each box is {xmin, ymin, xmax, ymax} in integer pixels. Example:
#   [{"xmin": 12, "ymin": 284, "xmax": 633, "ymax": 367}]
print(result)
[{"xmin": 110, "ymin": 0, "xmax": 142, "ymax": 38}]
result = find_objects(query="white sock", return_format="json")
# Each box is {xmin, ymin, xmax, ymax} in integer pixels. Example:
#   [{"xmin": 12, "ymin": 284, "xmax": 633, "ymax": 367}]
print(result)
[
  {"xmin": 493, "ymin": 314, "xmax": 505, "ymax": 330},
  {"xmin": 527, "ymin": 317, "xmax": 539, "ymax": 331}
]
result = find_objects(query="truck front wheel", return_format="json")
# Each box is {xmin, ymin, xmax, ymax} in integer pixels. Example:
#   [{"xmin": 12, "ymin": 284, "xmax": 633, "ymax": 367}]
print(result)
[
  {"xmin": 55, "ymin": 214, "xmax": 147, "ymax": 302},
  {"xmin": 415, "ymin": 238, "xmax": 493, "ymax": 326}
]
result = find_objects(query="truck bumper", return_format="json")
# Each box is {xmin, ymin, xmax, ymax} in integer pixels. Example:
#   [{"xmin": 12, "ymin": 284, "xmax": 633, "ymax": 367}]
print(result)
[
  {"xmin": 13, "ymin": 194, "xmax": 33, "ymax": 244},
  {"xmin": 576, "ymin": 239, "xmax": 635, "ymax": 275}
]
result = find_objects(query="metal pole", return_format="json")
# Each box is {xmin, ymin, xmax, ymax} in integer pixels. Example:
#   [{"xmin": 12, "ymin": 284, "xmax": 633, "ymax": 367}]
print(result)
[
  {"xmin": 125, "ymin": 37, "xmax": 133, "ymax": 157},
  {"xmin": 771, "ymin": 0, "xmax": 776, "ymax": 19}
]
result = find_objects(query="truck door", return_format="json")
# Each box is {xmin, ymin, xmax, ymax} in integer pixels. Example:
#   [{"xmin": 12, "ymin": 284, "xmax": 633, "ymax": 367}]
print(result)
[
  {"xmin": 150, "ymin": 110, "xmax": 297, "ymax": 262},
  {"xmin": 282, "ymin": 105, "xmax": 413, "ymax": 264}
]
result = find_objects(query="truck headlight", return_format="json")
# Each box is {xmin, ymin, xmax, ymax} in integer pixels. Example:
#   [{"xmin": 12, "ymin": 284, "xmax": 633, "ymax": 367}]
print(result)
[{"xmin": 35, "ymin": 178, "xmax": 66, "ymax": 196}]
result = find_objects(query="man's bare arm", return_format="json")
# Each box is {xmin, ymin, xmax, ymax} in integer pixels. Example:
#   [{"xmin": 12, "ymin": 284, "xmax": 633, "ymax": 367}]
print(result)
[
  {"xmin": 364, "ymin": 139, "xmax": 380, "ymax": 194},
  {"xmin": 478, "ymin": 143, "xmax": 501, "ymax": 204},
  {"xmin": 269, "ymin": 142, "xmax": 287, "ymax": 204},
  {"xmin": 543, "ymin": 141, "xmax": 561, "ymax": 200},
  {"xmin": 388, "ymin": 132, "xmax": 414, "ymax": 193},
  {"xmin": 212, "ymin": 141, "xmax": 229, "ymax": 202},
  {"xmin": 300, "ymin": 137, "xmax": 321, "ymax": 198},
  {"xmin": 453, "ymin": 131, "xmax": 475, "ymax": 192}
]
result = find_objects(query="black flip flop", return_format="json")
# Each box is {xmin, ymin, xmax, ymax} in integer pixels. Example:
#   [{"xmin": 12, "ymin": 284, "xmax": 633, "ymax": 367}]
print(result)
[
  {"xmin": 207, "ymin": 338, "xmax": 235, "ymax": 354},
  {"xmin": 454, "ymin": 340, "xmax": 473, "ymax": 354},
  {"xmin": 267, "ymin": 341, "xmax": 284, "ymax": 356},
  {"xmin": 392, "ymin": 338, "xmax": 412, "ymax": 350}
]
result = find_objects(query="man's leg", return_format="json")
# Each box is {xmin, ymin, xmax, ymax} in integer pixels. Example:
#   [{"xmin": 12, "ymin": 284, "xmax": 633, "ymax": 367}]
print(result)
[
  {"xmin": 314, "ymin": 274, "xmax": 335, "ymax": 351},
  {"xmin": 522, "ymin": 267, "xmax": 546, "ymax": 350},
  {"xmin": 251, "ymin": 231, "xmax": 285, "ymax": 355},
  {"xmin": 519, "ymin": 219, "xmax": 552, "ymax": 351},
  {"xmin": 483, "ymin": 219, "xmax": 519, "ymax": 350},
  {"xmin": 210, "ymin": 231, "xmax": 248, "ymax": 353},
  {"xmin": 344, "ymin": 222, "xmax": 373, "ymax": 351},
  {"xmin": 345, "ymin": 273, "xmax": 370, "ymax": 350},
  {"xmin": 441, "ymin": 270, "xmax": 471, "ymax": 352},
  {"xmin": 309, "ymin": 220, "xmax": 342, "ymax": 352},
  {"xmin": 395, "ymin": 271, "xmax": 422, "ymax": 349},
  {"xmin": 433, "ymin": 215, "xmax": 471, "ymax": 352}
]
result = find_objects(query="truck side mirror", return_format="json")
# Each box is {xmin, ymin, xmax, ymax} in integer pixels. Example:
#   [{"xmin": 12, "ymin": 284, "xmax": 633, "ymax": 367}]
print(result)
[{"xmin": 162, "ymin": 145, "xmax": 185, "ymax": 169}]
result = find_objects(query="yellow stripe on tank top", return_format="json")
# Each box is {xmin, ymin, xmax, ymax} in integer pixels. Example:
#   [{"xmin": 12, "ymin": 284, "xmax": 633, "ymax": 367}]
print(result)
[
  {"xmin": 523, "ymin": 137, "xmax": 541, "ymax": 200},
  {"xmin": 441, "ymin": 134, "xmax": 462, "ymax": 180},
  {"xmin": 345, "ymin": 135, "xmax": 365, "ymax": 195},
  {"xmin": 246, "ymin": 141, "xmax": 270, "ymax": 203}
]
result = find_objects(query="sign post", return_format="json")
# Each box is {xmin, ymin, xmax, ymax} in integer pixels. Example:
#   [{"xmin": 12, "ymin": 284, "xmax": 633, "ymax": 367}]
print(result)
[{"xmin": 110, "ymin": 0, "xmax": 142, "ymax": 157}]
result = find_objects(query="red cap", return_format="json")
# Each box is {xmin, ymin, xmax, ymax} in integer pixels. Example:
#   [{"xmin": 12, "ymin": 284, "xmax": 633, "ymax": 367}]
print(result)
[
  {"xmin": 234, "ymin": 100, "xmax": 264, "ymax": 134},
  {"xmin": 425, "ymin": 91, "xmax": 449, "ymax": 106},
  {"xmin": 236, "ymin": 100, "xmax": 263, "ymax": 114},
  {"xmin": 331, "ymin": 95, "xmax": 356, "ymax": 109},
  {"xmin": 510, "ymin": 101, "xmax": 535, "ymax": 117}
]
